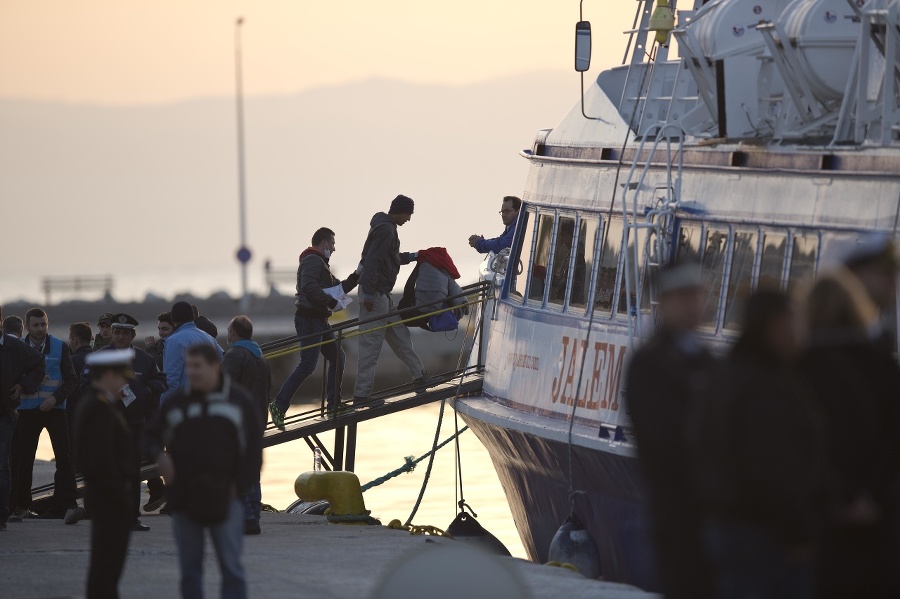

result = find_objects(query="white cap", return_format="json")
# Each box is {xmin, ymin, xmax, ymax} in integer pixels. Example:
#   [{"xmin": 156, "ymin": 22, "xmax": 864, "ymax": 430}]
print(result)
[{"xmin": 86, "ymin": 348, "xmax": 135, "ymax": 368}]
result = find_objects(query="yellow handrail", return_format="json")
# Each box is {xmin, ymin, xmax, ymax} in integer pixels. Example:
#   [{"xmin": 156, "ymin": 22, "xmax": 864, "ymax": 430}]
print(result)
[{"xmin": 262, "ymin": 295, "xmax": 487, "ymax": 361}]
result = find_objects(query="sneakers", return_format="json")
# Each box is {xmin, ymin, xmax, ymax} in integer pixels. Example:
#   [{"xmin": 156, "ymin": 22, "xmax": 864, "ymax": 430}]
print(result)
[
  {"xmin": 269, "ymin": 402, "xmax": 285, "ymax": 431},
  {"xmin": 243, "ymin": 519, "xmax": 261, "ymax": 535},
  {"xmin": 352, "ymin": 396, "xmax": 385, "ymax": 409},
  {"xmin": 413, "ymin": 374, "xmax": 435, "ymax": 394},
  {"xmin": 143, "ymin": 494, "xmax": 167, "ymax": 513},
  {"xmin": 7, "ymin": 508, "xmax": 36, "ymax": 523},
  {"xmin": 64, "ymin": 506, "xmax": 86, "ymax": 525},
  {"xmin": 160, "ymin": 504, "xmax": 171, "ymax": 516}
]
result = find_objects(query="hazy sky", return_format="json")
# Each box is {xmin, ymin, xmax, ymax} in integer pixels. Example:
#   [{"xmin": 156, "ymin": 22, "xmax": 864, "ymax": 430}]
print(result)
[
  {"xmin": 1, "ymin": 1, "xmax": 635, "ymax": 104},
  {"xmin": 1, "ymin": 1, "xmax": 641, "ymax": 305}
]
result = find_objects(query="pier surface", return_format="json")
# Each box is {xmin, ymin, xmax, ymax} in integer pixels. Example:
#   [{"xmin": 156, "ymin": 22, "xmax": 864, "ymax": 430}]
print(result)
[{"xmin": 2, "ymin": 512, "xmax": 655, "ymax": 599}]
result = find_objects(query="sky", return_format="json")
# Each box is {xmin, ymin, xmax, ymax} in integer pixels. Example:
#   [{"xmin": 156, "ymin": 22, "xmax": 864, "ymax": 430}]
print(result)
[
  {"xmin": 0, "ymin": 1, "xmax": 635, "ymax": 105},
  {"xmin": 0, "ymin": 1, "xmax": 639, "ymax": 305}
]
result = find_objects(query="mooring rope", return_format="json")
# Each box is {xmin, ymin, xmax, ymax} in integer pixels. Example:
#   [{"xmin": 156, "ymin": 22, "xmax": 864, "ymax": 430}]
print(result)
[{"xmin": 360, "ymin": 425, "xmax": 469, "ymax": 493}]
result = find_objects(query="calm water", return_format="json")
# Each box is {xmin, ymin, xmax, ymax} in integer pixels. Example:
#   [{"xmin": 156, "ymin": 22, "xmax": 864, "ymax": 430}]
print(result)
[{"xmin": 37, "ymin": 402, "xmax": 527, "ymax": 559}]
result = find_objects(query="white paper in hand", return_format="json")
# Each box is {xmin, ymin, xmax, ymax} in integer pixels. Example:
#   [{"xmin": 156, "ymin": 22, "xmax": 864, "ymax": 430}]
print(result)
[{"xmin": 324, "ymin": 283, "xmax": 353, "ymax": 311}]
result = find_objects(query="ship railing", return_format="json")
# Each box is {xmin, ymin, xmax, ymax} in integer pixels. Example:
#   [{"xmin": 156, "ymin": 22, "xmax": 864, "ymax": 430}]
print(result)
[
  {"xmin": 259, "ymin": 280, "xmax": 492, "ymax": 406},
  {"xmin": 619, "ymin": 122, "xmax": 684, "ymax": 346}
]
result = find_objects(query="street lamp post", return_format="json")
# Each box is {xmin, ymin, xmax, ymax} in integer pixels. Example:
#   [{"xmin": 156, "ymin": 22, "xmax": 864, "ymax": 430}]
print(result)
[{"xmin": 235, "ymin": 16, "xmax": 251, "ymax": 312}]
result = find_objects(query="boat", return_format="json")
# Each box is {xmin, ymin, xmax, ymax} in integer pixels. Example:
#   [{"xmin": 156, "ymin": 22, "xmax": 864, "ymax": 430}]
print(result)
[{"xmin": 455, "ymin": 0, "xmax": 900, "ymax": 590}]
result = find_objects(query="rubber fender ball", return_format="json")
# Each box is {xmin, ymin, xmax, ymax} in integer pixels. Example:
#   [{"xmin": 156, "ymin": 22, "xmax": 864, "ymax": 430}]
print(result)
[
  {"xmin": 547, "ymin": 514, "xmax": 602, "ymax": 579},
  {"xmin": 445, "ymin": 511, "xmax": 512, "ymax": 557}
]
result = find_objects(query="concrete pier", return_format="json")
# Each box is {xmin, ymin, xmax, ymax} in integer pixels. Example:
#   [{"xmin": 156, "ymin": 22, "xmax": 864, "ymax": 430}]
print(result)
[{"xmin": 1, "ymin": 511, "xmax": 656, "ymax": 599}]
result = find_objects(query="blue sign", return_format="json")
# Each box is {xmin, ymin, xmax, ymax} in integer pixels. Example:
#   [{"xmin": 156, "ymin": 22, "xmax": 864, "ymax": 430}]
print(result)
[{"xmin": 236, "ymin": 247, "xmax": 252, "ymax": 264}]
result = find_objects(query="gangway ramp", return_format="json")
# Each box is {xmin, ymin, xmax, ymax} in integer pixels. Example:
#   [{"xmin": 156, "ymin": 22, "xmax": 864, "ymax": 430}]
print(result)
[{"xmin": 264, "ymin": 368, "xmax": 483, "ymax": 472}]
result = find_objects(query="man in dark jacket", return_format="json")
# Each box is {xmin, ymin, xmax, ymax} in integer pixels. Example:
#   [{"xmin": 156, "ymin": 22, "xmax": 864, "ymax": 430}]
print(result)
[
  {"xmin": 625, "ymin": 263, "xmax": 717, "ymax": 599},
  {"xmin": 9, "ymin": 307, "xmax": 79, "ymax": 521},
  {"xmin": 192, "ymin": 304, "xmax": 218, "ymax": 339},
  {"xmin": 353, "ymin": 196, "xmax": 428, "ymax": 407},
  {"xmin": 268, "ymin": 227, "xmax": 359, "ymax": 429},
  {"xmin": 66, "ymin": 322, "xmax": 93, "ymax": 447},
  {"xmin": 144, "ymin": 311, "xmax": 174, "ymax": 370},
  {"xmin": 0, "ymin": 306, "xmax": 45, "ymax": 530},
  {"xmin": 94, "ymin": 312, "xmax": 114, "ymax": 350},
  {"xmin": 94, "ymin": 313, "xmax": 168, "ymax": 529},
  {"xmin": 223, "ymin": 315, "xmax": 270, "ymax": 535},
  {"xmin": 73, "ymin": 349, "xmax": 138, "ymax": 599},
  {"xmin": 148, "ymin": 344, "xmax": 262, "ymax": 599}
]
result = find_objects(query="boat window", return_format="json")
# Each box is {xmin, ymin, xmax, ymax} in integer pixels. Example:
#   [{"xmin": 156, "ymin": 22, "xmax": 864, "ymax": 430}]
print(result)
[
  {"xmin": 787, "ymin": 233, "xmax": 819, "ymax": 293},
  {"xmin": 595, "ymin": 218, "xmax": 624, "ymax": 315},
  {"xmin": 528, "ymin": 213, "xmax": 555, "ymax": 303},
  {"xmin": 723, "ymin": 230, "xmax": 757, "ymax": 331},
  {"xmin": 548, "ymin": 216, "xmax": 576, "ymax": 307},
  {"xmin": 618, "ymin": 227, "xmax": 648, "ymax": 316},
  {"xmin": 676, "ymin": 222, "xmax": 703, "ymax": 262},
  {"xmin": 508, "ymin": 210, "xmax": 535, "ymax": 301},
  {"xmin": 701, "ymin": 227, "xmax": 729, "ymax": 328},
  {"xmin": 758, "ymin": 231, "xmax": 787, "ymax": 291},
  {"xmin": 569, "ymin": 215, "xmax": 599, "ymax": 314}
]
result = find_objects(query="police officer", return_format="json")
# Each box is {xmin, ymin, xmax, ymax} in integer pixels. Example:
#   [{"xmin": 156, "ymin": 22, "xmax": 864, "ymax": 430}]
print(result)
[
  {"xmin": 94, "ymin": 313, "xmax": 114, "ymax": 350},
  {"xmin": 74, "ymin": 349, "xmax": 138, "ymax": 599},
  {"xmin": 98, "ymin": 313, "xmax": 167, "ymax": 530}
]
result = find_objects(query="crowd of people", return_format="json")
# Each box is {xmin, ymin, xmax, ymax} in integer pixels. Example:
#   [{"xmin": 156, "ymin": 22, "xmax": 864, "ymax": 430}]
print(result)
[
  {"xmin": 0, "ymin": 194, "xmax": 514, "ymax": 599},
  {"xmin": 626, "ymin": 234, "xmax": 900, "ymax": 599}
]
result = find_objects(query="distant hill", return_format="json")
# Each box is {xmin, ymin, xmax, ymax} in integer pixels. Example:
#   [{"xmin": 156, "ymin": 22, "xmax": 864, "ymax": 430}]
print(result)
[{"xmin": 0, "ymin": 71, "xmax": 577, "ymax": 302}]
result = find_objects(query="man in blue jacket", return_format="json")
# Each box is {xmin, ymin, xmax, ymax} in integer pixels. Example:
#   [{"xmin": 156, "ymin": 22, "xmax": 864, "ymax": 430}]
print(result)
[
  {"xmin": 9, "ymin": 307, "xmax": 79, "ymax": 521},
  {"xmin": 160, "ymin": 301, "xmax": 223, "ymax": 405},
  {"xmin": 468, "ymin": 196, "xmax": 521, "ymax": 254}
]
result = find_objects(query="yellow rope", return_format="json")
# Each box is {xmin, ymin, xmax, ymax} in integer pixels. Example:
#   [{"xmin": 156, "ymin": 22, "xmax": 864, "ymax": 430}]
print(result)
[{"xmin": 263, "ymin": 296, "xmax": 487, "ymax": 361}]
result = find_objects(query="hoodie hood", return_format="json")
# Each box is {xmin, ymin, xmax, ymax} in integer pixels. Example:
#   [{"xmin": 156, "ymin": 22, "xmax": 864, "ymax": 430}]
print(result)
[
  {"xmin": 232, "ymin": 339, "xmax": 263, "ymax": 358},
  {"xmin": 299, "ymin": 247, "xmax": 327, "ymax": 263},
  {"xmin": 370, "ymin": 212, "xmax": 396, "ymax": 228}
]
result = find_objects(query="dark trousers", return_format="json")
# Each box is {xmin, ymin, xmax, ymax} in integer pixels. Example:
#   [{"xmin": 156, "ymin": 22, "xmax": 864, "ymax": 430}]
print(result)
[
  {"xmin": 273, "ymin": 316, "xmax": 345, "ymax": 412},
  {"xmin": 11, "ymin": 408, "xmax": 77, "ymax": 512},
  {"xmin": 85, "ymin": 484, "xmax": 132, "ymax": 599},
  {"xmin": 0, "ymin": 416, "xmax": 14, "ymax": 523},
  {"xmin": 127, "ymin": 422, "xmax": 165, "ymax": 515}
]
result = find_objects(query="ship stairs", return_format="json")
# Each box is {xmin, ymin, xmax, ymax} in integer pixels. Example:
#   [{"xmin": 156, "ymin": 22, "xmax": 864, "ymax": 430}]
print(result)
[
  {"xmin": 30, "ymin": 282, "xmax": 490, "ymax": 510},
  {"xmin": 619, "ymin": 123, "xmax": 685, "ymax": 347}
]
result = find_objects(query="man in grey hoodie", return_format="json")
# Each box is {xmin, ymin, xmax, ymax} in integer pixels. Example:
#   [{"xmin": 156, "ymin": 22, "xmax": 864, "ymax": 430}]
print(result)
[{"xmin": 354, "ymin": 195, "xmax": 428, "ymax": 407}]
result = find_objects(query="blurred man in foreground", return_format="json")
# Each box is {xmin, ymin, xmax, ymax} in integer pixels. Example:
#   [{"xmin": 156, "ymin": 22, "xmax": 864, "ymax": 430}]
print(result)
[
  {"xmin": 625, "ymin": 263, "xmax": 716, "ymax": 599},
  {"xmin": 149, "ymin": 344, "xmax": 262, "ymax": 599},
  {"xmin": 74, "ymin": 349, "xmax": 138, "ymax": 599}
]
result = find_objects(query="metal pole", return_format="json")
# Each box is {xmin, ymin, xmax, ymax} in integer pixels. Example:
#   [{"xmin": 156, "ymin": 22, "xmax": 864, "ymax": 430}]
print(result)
[{"xmin": 235, "ymin": 17, "xmax": 249, "ymax": 312}]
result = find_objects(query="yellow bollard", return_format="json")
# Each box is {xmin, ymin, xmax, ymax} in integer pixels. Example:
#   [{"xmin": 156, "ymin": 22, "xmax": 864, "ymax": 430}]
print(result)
[{"xmin": 295, "ymin": 471, "xmax": 370, "ymax": 525}]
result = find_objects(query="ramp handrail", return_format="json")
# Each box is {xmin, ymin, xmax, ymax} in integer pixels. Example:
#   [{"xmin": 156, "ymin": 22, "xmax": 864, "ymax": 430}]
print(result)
[{"xmin": 260, "ymin": 280, "xmax": 491, "ymax": 360}]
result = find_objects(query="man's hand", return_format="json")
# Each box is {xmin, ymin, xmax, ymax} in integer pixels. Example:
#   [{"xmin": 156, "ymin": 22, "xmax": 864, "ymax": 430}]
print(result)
[
  {"xmin": 39, "ymin": 397, "xmax": 56, "ymax": 412},
  {"xmin": 157, "ymin": 452, "xmax": 175, "ymax": 484},
  {"xmin": 10, "ymin": 384, "xmax": 22, "ymax": 402},
  {"xmin": 468, "ymin": 234, "xmax": 483, "ymax": 248},
  {"xmin": 145, "ymin": 336, "xmax": 157, "ymax": 347},
  {"xmin": 363, "ymin": 298, "xmax": 375, "ymax": 312}
]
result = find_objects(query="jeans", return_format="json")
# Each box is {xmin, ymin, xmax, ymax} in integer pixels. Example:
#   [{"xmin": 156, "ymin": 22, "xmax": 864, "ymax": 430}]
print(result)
[
  {"xmin": 0, "ymin": 416, "xmax": 14, "ymax": 523},
  {"xmin": 703, "ymin": 521, "xmax": 813, "ymax": 599},
  {"xmin": 172, "ymin": 499, "xmax": 246, "ymax": 599},
  {"xmin": 273, "ymin": 316, "xmax": 345, "ymax": 412},
  {"xmin": 354, "ymin": 293, "xmax": 425, "ymax": 398},
  {"xmin": 11, "ymin": 408, "xmax": 77, "ymax": 512},
  {"xmin": 241, "ymin": 481, "xmax": 261, "ymax": 522}
]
